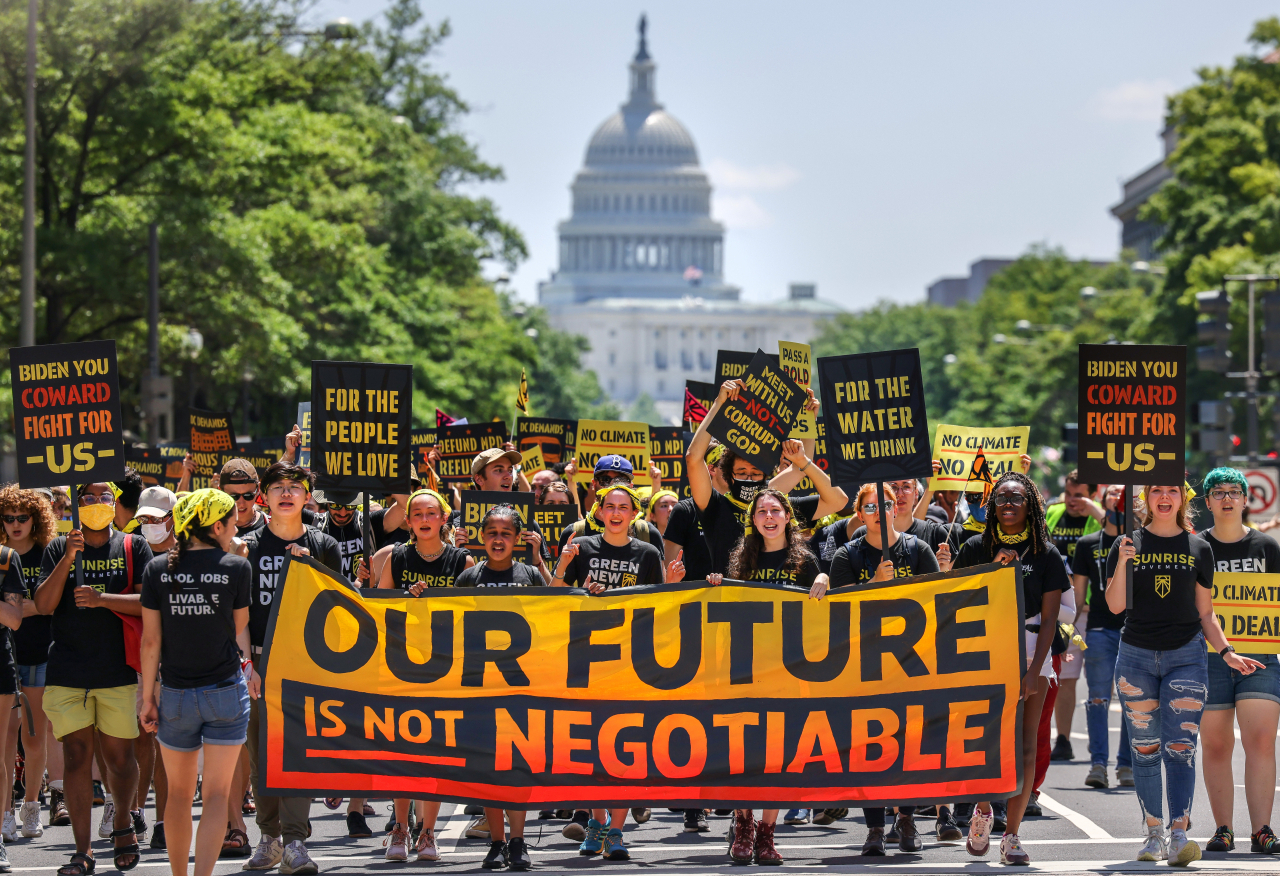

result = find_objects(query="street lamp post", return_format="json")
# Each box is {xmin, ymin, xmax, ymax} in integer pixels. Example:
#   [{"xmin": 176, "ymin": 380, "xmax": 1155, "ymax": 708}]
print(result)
[
  {"xmin": 20, "ymin": 0, "xmax": 36, "ymax": 347},
  {"xmin": 1223, "ymin": 274, "xmax": 1280, "ymax": 464}
]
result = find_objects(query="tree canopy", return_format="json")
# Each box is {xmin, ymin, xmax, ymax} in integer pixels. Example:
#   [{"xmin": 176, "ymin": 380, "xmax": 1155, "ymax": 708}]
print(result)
[{"xmin": 0, "ymin": 0, "xmax": 612, "ymax": 439}]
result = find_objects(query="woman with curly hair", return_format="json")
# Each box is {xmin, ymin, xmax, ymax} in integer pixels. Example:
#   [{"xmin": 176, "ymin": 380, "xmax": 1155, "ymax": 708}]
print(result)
[
  {"xmin": 1107, "ymin": 482, "xmax": 1262, "ymax": 866},
  {"xmin": 0, "ymin": 485, "xmax": 62, "ymax": 837},
  {"xmin": 954, "ymin": 471, "xmax": 1068, "ymax": 865},
  {"xmin": 705, "ymin": 488, "xmax": 828, "ymax": 866}
]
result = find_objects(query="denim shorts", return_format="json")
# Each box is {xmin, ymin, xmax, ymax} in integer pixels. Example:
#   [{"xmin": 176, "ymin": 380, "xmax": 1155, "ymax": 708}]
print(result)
[
  {"xmin": 158, "ymin": 674, "xmax": 251, "ymax": 752},
  {"xmin": 16, "ymin": 663, "xmax": 44, "ymax": 689},
  {"xmin": 1206, "ymin": 651, "xmax": 1280, "ymax": 710}
]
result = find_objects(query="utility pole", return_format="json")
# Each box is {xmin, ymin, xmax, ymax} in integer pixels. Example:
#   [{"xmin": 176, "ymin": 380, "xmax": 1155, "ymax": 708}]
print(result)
[
  {"xmin": 147, "ymin": 224, "xmax": 160, "ymax": 441},
  {"xmin": 1224, "ymin": 274, "xmax": 1280, "ymax": 464},
  {"xmin": 20, "ymin": 0, "xmax": 36, "ymax": 347}
]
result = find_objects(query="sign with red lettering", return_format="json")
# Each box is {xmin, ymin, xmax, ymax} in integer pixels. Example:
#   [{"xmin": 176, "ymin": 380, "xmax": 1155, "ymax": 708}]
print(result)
[
  {"xmin": 1077, "ymin": 344, "xmax": 1185, "ymax": 485},
  {"xmin": 188, "ymin": 410, "xmax": 233, "ymax": 490},
  {"xmin": 10, "ymin": 340, "xmax": 125, "ymax": 488},
  {"xmin": 704, "ymin": 350, "xmax": 806, "ymax": 474}
]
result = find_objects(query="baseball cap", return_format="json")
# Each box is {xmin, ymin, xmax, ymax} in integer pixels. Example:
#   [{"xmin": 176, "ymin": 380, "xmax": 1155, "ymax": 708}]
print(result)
[
  {"xmin": 470, "ymin": 447, "xmax": 523, "ymax": 476},
  {"xmin": 219, "ymin": 458, "xmax": 258, "ymax": 484},
  {"xmin": 135, "ymin": 486, "xmax": 178, "ymax": 519},
  {"xmin": 314, "ymin": 490, "xmax": 363, "ymax": 506},
  {"xmin": 594, "ymin": 454, "xmax": 634, "ymax": 477}
]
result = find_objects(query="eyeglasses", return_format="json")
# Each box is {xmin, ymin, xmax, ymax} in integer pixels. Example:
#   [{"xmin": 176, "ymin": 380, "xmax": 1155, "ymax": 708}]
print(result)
[
  {"xmin": 267, "ymin": 483, "xmax": 306, "ymax": 497},
  {"xmin": 754, "ymin": 507, "xmax": 788, "ymax": 518},
  {"xmin": 993, "ymin": 494, "xmax": 1026, "ymax": 507},
  {"xmin": 2, "ymin": 515, "xmax": 30, "ymax": 525},
  {"xmin": 226, "ymin": 488, "xmax": 258, "ymax": 502},
  {"xmin": 860, "ymin": 502, "xmax": 896, "ymax": 514},
  {"xmin": 79, "ymin": 494, "xmax": 114, "ymax": 506},
  {"xmin": 1209, "ymin": 489, "xmax": 1245, "ymax": 501}
]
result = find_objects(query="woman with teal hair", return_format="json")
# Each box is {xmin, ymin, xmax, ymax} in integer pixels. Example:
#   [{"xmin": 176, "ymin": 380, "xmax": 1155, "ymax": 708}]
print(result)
[{"xmin": 1198, "ymin": 467, "xmax": 1280, "ymax": 855}]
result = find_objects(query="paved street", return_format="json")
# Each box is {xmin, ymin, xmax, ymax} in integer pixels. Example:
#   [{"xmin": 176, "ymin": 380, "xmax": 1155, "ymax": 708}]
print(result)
[{"xmin": 6, "ymin": 705, "xmax": 1280, "ymax": 875}]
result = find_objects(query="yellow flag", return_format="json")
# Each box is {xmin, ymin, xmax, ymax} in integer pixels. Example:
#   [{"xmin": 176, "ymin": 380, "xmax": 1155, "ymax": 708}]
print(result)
[{"xmin": 516, "ymin": 369, "xmax": 529, "ymax": 414}]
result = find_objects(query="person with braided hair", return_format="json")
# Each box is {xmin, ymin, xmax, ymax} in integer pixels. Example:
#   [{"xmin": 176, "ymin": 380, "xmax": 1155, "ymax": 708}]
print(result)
[
  {"xmin": 954, "ymin": 471, "xmax": 1068, "ymax": 865},
  {"xmin": 138, "ymin": 489, "xmax": 254, "ymax": 876}
]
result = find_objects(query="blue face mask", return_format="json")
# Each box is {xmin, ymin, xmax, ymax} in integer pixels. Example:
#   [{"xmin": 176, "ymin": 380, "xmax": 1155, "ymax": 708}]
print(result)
[
  {"xmin": 1107, "ymin": 509, "xmax": 1125, "ymax": 527},
  {"xmin": 969, "ymin": 502, "xmax": 987, "ymax": 523}
]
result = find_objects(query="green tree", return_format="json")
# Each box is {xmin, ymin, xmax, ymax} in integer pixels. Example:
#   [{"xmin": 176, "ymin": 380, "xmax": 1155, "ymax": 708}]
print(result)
[
  {"xmin": 0, "ymin": 0, "xmax": 609, "ymax": 440},
  {"xmin": 627, "ymin": 392, "xmax": 665, "ymax": 427}
]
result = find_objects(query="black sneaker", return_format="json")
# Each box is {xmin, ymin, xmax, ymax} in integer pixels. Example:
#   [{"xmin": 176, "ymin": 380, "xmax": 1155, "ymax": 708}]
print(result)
[
  {"xmin": 131, "ymin": 809, "xmax": 148, "ymax": 842},
  {"xmin": 992, "ymin": 800, "xmax": 1007, "ymax": 833},
  {"xmin": 896, "ymin": 814, "xmax": 922, "ymax": 852},
  {"xmin": 483, "ymin": 840, "xmax": 509, "ymax": 869},
  {"xmin": 554, "ymin": 810, "xmax": 573, "ymax": 819},
  {"xmin": 1023, "ymin": 792, "xmax": 1042, "ymax": 818},
  {"xmin": 861, "ymin": 827, "xmax": 885, "ymax": 856},
  {"xmin": 1207, "ymin": 825, "xmax": 1234, "ymax": 852},
  {"xmin": 714, "ymin": 809, "xmax": 733, "ymax": 816},
  {"xmin": 684, "ymin": 810, "xmax": 709, "ymax": 833},
  {"xmin": 1049, "ymin": 734, "xmax": 1073, "ymax": 762},
  {"xmin": 936, "ymin": 806, "xmax": 963, "ymax": 841},
  {"xmin": 465, "ymin": 804, "xmax": 486, "ymax": 816},
  {"xmin": 1252, "ymin": 824, "xmax": 1279, "ymax": 853},
  {"xmin": 92, "ymin": 780, "xmax": 105, "ymax": 806},
  {"xmin": 886, "ymin": 820, "xmax": 900, "ymax": 843},
  {"xmin": 149, "ymin": 822, "xmax": 166, "ymax": 851},
  {"xmin": 631, "ymin": 807, "xmax": 651, "ymax": 824},
  {"xmin": 538, "ymin": 810, "xmax": 555, "ymax": 820},
  {"xmin": 346, "ymin": 811, "xmax": 372, "ymax": 838},
  {"xmin": 508, "ymin": 837, "xmax": 531, "ymax": 871},
  {"xmin": 952, "ymin": 801, "xmax": 973, "ymax": 830}
]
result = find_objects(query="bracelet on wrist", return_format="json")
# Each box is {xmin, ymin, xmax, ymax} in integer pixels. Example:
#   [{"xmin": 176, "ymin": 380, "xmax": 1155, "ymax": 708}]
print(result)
[{"xmin": 1220, "ymin": 644, "xmax": 1236, "ymax": 657}]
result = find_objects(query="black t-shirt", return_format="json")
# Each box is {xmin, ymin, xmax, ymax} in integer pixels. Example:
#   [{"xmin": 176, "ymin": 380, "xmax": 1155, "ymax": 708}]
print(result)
[
  {"xmin": 1071, "ymin": 530, "xmax": 1124, "ymax": 630},
  {"xmin": 853, "ymin": 516, "xmax": 958, "ymax": 557},
  {"xmin": 956, "ymin": 532, "xmax": 1069, "ymax": 620},
  {"xmin": 455, "ymin": 561, "xmax": 543, "ymax": 588},
  {"xmin": 556, "ymin": 514, "xmax": 663, "ymax": 562},
  {"xmin": 14, "ymin": 545, "xmax": 51, "ymax": 665},
  {"xmin": 41, "ymin": 531, "xmax": 153, "ymax": 689},
  {"xmin": 242, "ymin": 526, "xmax": 343, "ymax": 648},
  {"xmin": 1105, "ymin": 529, "xmax": 1214, "ymax": 651},
  {"xmin": 140, "ymin": 550, "xmax": 251, "ymax": 688},
  {"xmin": 455, "ymin": 510, "xmax": 554, "ymax": 565},
  {"xmin": 387, "ymin": 543, "xmax": 471, "ymax": 590},
  {"xmin": 696, "ymin": 491, "xmax": 821, "ymax": 575},
  {"xmin": 370, "ymin": 507, "xmax": 412, "ymax": 552},
  {"xmin": 559, "ymin": 534, "xmax": 664, "ymax": 590},
  {"xmin": 830, "ymin": 534, "xmax": 940, "ymax": 587},
  {"xmin": 1203, "ymin": 527, "xmax": 1280, "ymax": 658},
  {"xmin": 0, "ymin": 548, "xmax": 24, "ymax": 670},
  {"xmin": 318, "ymin": 512, "xmax": 365, "ymax": 580},
  {"xmin": 662, "ymin": 498, "xmax": 714, "ymax": 583},
  {"xmin": 808, "ymin": 520, "xmax": 856, "ymax": 575},
  {"xmin": 236, "ymin": 509, "xmax": 268, "ymax": 537},
  {"xmin": 741, "ymin": 547, "xmax": 820, "ymax": 590},
  {"xmin": 1050, "ymin": 512, "xmax": 1092, "ymax": 562}
]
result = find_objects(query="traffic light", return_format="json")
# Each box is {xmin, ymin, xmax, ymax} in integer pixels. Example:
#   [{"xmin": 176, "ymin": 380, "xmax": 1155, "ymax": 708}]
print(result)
[
  {"xmin": 1264, "ymin": 289, "xmax": 1280, "ymax": 369},
  {"xmin": 1192, "ymin": 399, "xmax": 1232, "ymax": 453},
  {"xmin": 1196, "ymin": 289, "xmax": 1231, "ymax": 373}
]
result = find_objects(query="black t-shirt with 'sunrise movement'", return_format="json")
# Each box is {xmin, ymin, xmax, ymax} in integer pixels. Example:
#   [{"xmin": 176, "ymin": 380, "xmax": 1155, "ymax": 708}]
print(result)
[{"xmin": 1105, "ymin": 529, "xmax": 1214, "ymax": 651}]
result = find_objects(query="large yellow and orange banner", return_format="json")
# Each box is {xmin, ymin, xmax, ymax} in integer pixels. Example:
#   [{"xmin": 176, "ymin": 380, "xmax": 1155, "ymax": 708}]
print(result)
[{"xmin": 259, "ymin": 558, "xmax": 1025, "ymax": 807}]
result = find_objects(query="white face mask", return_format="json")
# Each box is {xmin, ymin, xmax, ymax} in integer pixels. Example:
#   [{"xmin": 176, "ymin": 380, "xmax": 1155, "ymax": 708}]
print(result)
[{"xmin": 141, "ymin": 523, "xmax": 170, "ymax": 546}]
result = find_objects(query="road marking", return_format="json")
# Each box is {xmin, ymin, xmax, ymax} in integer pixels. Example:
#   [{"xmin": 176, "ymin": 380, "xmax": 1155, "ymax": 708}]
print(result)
[
  {"xmin": 433, "ymin": 802, "xmax": 467, "ymax": 857},
  {"xmin": 1036, "ymin": 791, "xmax": 1112, "ymax": 838}
]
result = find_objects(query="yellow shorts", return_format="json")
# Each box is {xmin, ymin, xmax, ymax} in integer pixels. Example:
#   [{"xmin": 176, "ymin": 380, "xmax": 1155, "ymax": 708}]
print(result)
[{"xmin": 44, "ymin": 684, "xmax": 140, "ymax": 741}]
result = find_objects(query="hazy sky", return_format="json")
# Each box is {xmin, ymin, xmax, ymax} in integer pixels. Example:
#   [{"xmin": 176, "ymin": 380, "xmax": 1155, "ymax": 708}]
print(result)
[{"xmin": 314, "ymin": 1, "xmax": 1277, "ymax": 310}]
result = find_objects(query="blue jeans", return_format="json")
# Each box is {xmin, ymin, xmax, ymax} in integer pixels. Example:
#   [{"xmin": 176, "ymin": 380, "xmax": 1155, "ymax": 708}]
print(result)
[
  {"xmin": 158, "ymin": 675, "xmax": 251, "ymax": 753},
  {"xmin": 1115, "ymin": 634, "xmax": 1208, "ymax": 826},
  {"xmin": 1084, "ymin": 628, "xmax": 1131, "ymax": 769}
]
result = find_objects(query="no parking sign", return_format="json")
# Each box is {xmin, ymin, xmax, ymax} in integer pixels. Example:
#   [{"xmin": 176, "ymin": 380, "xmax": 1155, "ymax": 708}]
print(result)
[{"xmin": 1246, "ymin": 467, "xmax": 1280, "ymax": 517}]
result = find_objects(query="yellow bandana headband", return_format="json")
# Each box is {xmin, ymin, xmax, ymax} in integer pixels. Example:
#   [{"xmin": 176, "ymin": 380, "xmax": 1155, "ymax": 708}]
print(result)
[
  {"xmin": 646, "ymin": 489, "xmax": 679, "ymax": 520},
  {"xmin": 173, "ymin": 488, "xmax": 235, "ymax": 538},
  {"xmin": 595, "ymin": 484, "xmax": 646, "ymax": 516},
  {"xmin": 1137, "ymin": 482, "xmax": 1197, "ymax": 502},
  {"xmin": 406, "ymin": 489, "xmax": 452, "ymax": 519}
]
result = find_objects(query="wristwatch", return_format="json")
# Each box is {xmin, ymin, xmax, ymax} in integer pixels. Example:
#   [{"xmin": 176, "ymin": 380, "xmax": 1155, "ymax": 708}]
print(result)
[{"xmin": 1220, "ymin": 644, "xmax": 1236, "ymax": 656}]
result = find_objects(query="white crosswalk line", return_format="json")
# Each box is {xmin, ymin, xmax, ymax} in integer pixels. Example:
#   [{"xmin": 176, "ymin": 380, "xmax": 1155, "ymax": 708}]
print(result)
[{"xmin": 1035, "ymin": 791, "xmax": 1113, "ymax": 838}]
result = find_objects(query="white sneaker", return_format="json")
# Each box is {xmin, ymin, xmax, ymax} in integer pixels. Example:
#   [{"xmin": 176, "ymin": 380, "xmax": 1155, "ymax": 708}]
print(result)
[
  {"xmin": 280, "ymin": 840, "xmax": 318, "ymax": 875},
  {"xmin": 1169, "ymin": 828, "xmax": 1201, "ymax": 867},
  {"xmin": 243, "ymin": 835, "xmax": 283, "ymax": 870},
  {"xmin": 97, "ymin": 801, "xmax": 114, "ymax": 839},
  {"xmin": 416, "ymin": 826, "xmax": 440, "ymax": 862},
  {"xmin": 384, "ymin": 823, "xmax": 410, "ymax": 862},
  {"xmin": 1137, "ymin": 824, "xmax": 1167, "ymax": 861},
  {"xmin": 1000, "ymin": 833, "xmax": 1030, "ymax": 864},
  {"xmin": 1, "ymin": 812, "xmax": 15, "ymax": 843},
  {"xmin": 19, "ymin": 801, "xmax": 42, "ymax": 838},
  {"xmin": 966, "ymin": 808, "xmax": 992, "ymax": 856},
  {"xmin": 0, "ymin": 838, "xmax": 10, "ymax": 873}
]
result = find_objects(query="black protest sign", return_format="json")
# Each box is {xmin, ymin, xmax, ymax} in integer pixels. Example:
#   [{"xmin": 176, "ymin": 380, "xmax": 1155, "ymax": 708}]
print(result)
[
  {"xmin": 438, "ymin": 422, "xmax": 509, "ymax": 489},
  {"xmin": 221, "ymin": 443, "xmax": 280, "ymax": 481},
  {"xmin": 311, "ymin": 361, "xmax": 413, "ymax": 494},
  {"xmin": 409, "ymin": 428, "xmax": 440, "ymax": 487},
  {"xmin": 788, "ymin": 417, "xmax": 830, "ymax": 500},
  {"xmin": 124, "ymin": 446, "xmax": 183, "ymax": 493},
  {"xmin": 461, "ymin": 490, "xmax": 532, "ymax": 563},
  {"xmin": 705, "ymin": 350, "xmax": 806, "ymax": 474},
  {"xmin": 817, "ymin": 348, "xmax": 931, "ymax": 488},
  {"xmin": 11, "ymin": 340, "xmax": 126, "ymax": 488},
  {"xmin": 297, "ymin": 402, "xmax": 312, "ymax": 468},
  {"xmin": 533, "ymin": 504, "xmax": 580, "ymax": 560},
  {"xmin": 649, "ymin": 426, "xmax": 689, "ymax": 498},
  {"xmin": 1077, "ymin": 344, "xmax": 1186, "ymax": 484},
  {"xmin": 714, "ymin": 349, "xmax": 755, "ymax": 386},
  {"xmin": 516, "ymin": 418, "xmax": 577, "ymax": 466},
  {"xmin": 189, "ymin": 410, "xmax": 234, "ymax": 490}
]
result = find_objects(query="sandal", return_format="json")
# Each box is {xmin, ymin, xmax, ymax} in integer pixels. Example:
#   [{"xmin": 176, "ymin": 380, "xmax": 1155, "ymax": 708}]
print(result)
[
  {"xmin": 57, "ymin": 853, "xmax": 95, "ymax": 876},
  {"xmin": 242, "ymin": 789, "xmax": 256, "ymax": 815},
  {"xmin": 221, "ymin": 828, "xmax": 251, "ymax": 858},
  {"xmin": 324, "ymin": 797, "xmax": 343, "ymax": 810},
  {"xmin": 111, "ymin": 827, "xmax": 141, "ymax": 872}
]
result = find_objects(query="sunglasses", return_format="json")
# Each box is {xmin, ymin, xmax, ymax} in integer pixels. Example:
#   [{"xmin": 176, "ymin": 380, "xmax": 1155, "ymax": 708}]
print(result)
[
  {"xmin": 994, "ymin": 494, "xmax": 1026, "ymax": 507},
  {"xmin": 861, "ymin": 502, "xmax": 896, "ymax": 514},
  {"xmin": 2, "ymin": 515, "xmax": 30, "ymax": 525},
  {"xmin": 328, "ymin": 504, "xmax": 358, "ymax": 512},
  {"xmin": 79, "ymin": 494, "xmax": 114, "ymax": 506},
  {"xmin": 226, "ymin": 488, "xmax": 258, "ymax": 502}
]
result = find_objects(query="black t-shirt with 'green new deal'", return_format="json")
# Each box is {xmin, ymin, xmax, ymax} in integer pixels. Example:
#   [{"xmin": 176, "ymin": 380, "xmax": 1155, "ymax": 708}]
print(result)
[
  {"xmin": 242, "ymin": 526, "xmax": 343, "ymax": 648},
  {"xmin": 1105, "ymin": 529, "xmax": 1214, "ymax": 651},
  {"xmin": 140, "ymin": 550, "xmax": 251, "ymax": 688},
  {"xmin": 1202, "ymin": 527, "xmax": 1280, "ymax": 659},
  {"xmin": 559, "ymin": 534, "xmax": 664, "ymax": 590}
]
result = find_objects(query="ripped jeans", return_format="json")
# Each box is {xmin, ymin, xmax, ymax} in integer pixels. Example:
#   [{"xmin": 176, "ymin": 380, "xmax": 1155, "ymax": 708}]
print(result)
[{"xmin": 1114, "ymin": 634, "xmax": 1208, "ymax": 826}]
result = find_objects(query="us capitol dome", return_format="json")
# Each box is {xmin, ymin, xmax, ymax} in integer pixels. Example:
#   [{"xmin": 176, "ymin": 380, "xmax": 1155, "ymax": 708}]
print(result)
[{"xmin": 539, "ymin": 17, "xmax": 841, "ymax": 409}]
